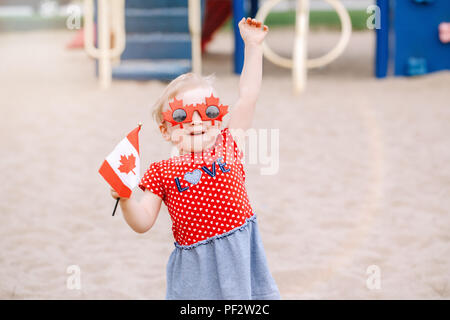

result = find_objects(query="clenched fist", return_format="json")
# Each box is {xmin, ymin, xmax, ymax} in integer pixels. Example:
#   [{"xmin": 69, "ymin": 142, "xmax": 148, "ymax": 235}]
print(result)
[
  {"xmin": 238, "ymin": 17, "xmax": 269, "ymax": 45},
  {"xmin": 110, "ymin": 188, "xmax": 120, "ymax": 200}
]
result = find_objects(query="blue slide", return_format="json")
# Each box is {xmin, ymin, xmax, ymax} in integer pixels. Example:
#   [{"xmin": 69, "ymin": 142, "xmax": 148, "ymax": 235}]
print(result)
[{"xmin": 110, "ymin": 0, "xmax": 198, "ymax": 80}]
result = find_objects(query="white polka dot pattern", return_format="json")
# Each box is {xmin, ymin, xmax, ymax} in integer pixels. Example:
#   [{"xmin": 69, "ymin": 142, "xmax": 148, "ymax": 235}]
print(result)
[{"xmin": 139, "ymin": 128, "xmax": 254, "ymax": 246}]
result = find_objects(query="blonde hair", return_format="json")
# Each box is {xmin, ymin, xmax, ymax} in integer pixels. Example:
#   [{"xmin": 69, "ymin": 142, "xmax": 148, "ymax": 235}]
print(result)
[{"xmin": 152, "ymin": 72, "xmax": 216, "ymax": 125}]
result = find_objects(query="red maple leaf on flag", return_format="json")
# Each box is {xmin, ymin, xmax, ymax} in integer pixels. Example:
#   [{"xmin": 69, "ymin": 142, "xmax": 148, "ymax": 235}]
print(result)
[{"xmin": 118, "ymin": 154, "xmax": 136, "ymax": 175}]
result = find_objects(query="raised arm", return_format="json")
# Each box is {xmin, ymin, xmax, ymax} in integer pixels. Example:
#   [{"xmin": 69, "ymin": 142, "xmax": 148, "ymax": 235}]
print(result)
[{"xmin": 228, "ymin": 18, "xmax": 269, "ymax": 132}]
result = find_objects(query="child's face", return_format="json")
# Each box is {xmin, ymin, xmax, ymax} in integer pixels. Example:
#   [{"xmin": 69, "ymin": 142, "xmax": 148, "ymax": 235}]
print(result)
[{"xmin": 160, "ymin": 86, "xmax": 222, "ymax": 154}]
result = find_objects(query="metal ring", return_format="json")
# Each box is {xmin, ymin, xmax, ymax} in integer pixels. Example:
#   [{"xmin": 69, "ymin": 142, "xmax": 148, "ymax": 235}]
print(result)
[{"xmin": 256, "ymin": 0, "xmax": 352, "ymax": 69}]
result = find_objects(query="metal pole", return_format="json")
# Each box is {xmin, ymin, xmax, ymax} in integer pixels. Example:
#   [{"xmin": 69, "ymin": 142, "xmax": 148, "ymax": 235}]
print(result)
[{"xmin": 232, "ymin": 0, "xmax": 245, "ymax": 74}]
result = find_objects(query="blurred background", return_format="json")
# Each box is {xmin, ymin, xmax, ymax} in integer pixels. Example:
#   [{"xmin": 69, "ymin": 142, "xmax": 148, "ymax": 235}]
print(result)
[{"xmin": 0, "ymin": 0, "xmax": 449, "ymax": 299}]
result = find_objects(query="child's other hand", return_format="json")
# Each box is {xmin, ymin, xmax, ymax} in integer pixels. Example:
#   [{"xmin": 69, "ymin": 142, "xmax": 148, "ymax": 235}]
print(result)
[{"xmin": 238, "ymin": 17, "xmax": 269, "ymax": 45}]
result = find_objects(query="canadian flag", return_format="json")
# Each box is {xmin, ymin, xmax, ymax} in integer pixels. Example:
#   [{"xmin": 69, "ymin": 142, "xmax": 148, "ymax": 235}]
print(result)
[{"xmin": 99, "ymin": 125, "xmax": 141, "ymax": 198}]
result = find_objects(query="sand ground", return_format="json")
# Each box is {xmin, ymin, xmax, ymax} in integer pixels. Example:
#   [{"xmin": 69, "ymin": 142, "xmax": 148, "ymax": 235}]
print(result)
[{"xmin": 0, "ymin": 28, "xmax": 449, "ymax": 299}]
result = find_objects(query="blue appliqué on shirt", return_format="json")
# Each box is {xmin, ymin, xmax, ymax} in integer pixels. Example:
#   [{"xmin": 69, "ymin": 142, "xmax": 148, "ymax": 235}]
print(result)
[{"xmin": 174, "ymin": 157, "xmax": 230, "ymax": 193}]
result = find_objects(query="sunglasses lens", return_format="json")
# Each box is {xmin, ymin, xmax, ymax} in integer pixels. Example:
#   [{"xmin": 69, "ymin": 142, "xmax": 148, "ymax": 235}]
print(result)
[
  {"xmin": 205, "ymin": 105, "xmax": 220, "ymax": 119},
  {"xmin": 172, "ymin": 109, "xmax": 187, "ymax": 123}
]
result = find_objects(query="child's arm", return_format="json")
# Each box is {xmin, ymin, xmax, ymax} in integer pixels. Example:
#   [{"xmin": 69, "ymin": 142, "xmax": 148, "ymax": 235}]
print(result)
[
  {"xmin": 228, "ymin": 18, "xmax": 268, "ymax": 133},
  {"xmin": 111, "ymin": 188, "xmax": 162, "ymax": 233}
]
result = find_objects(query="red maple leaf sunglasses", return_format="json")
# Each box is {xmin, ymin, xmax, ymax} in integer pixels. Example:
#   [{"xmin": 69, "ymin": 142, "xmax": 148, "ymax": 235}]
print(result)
[{"xmin": 162, "ymin": 94, "xmax": 229, "ymax": 128}]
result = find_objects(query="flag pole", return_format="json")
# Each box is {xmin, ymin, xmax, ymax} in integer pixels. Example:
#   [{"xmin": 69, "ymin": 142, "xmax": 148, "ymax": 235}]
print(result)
[{"xmin": 112, "ymin": 198, "xmax": 120, "ymax": 216}]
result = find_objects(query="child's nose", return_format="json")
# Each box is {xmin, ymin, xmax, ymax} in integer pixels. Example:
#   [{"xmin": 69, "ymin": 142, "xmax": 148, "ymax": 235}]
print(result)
[{"xmin": 191, "ymin": 111, "xmax": 202, "ymax": 125}]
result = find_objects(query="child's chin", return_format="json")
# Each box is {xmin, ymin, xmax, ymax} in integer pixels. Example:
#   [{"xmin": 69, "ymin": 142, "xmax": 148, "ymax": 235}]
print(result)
[{"xmin": 181, "ymin": 135, "xmax": 213, "ymax": 153}]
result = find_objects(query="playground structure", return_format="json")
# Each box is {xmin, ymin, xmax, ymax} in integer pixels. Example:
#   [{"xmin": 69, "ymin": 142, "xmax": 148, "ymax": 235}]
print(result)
[
  {"xmin": 83, "ymin": 0, "xmax": 352, "ymax": 93},
  {"xmin": 255, "ymin": 0, "xmax": 351, "ymax": 93},
  {"xmin": 376, "ymin": 0, "xmax": 450, "ymax": 78},
  {"xmin": 83, "ymin": 0, "xmax": 198, "ymax": 88}
]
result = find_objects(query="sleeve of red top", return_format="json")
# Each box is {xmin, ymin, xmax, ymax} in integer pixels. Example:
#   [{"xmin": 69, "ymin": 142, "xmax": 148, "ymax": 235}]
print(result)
[{"xmin": 138, "ymin": 162, "xmax": 165, "ymax": 200}]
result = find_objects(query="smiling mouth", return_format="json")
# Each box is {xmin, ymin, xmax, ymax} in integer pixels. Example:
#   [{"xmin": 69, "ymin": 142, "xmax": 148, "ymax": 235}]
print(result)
[{"xmin": 190, "ymin": 130, "xmax": 206, "ymax": 136}]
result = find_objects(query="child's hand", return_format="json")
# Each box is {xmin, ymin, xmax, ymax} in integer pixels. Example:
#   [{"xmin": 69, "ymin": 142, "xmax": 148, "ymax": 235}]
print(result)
[
  {"xmin": 110, "ymin": 188, "xmax": 128, "ymax": 200},
  {"xmin": 110, "ymin": 188, "xmax": 120, "ymax": 199},
  {"xmin": 238, "ymin": 17, "xmax": 269, "ymax": 46}
]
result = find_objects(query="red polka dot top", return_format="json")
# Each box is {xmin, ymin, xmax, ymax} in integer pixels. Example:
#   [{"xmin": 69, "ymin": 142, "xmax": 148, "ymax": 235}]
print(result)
[{"xmin": 139, "ymin": 128, "xmax": 254, "ymax": 246}]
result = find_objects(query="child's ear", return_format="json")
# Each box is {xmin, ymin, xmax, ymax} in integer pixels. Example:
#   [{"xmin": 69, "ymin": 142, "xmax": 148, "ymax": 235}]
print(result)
[{"xmin": 159, "ymin": 123, "xmax": 171, "ymax": 141}]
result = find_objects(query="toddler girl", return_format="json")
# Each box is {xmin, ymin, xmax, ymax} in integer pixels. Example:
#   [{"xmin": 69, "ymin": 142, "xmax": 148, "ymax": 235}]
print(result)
[{"xmin": 111, "ymin": 17, "xmax": 280, "ymax": 300}]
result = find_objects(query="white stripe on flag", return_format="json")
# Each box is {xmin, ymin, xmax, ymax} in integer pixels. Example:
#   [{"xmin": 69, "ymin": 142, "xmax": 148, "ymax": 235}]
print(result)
[{"xmin": 105, "ymin": 137, "xmax": 140, "ymax": 189}]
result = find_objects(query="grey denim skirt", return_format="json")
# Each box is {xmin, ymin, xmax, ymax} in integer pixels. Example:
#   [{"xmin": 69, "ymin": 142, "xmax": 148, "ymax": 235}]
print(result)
[{"xmin": 165, "ymin": 214, "xmax": 281, "ymax": 300}]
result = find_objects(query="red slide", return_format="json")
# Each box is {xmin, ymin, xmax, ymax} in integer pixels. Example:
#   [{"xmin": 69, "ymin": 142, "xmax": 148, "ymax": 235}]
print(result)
[{"xmin": 201, "ymin": 0, "xmax": 232, "ymax": 52}]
